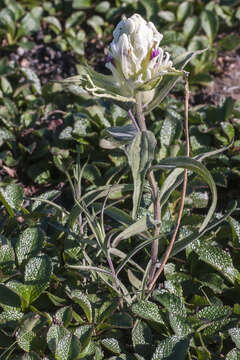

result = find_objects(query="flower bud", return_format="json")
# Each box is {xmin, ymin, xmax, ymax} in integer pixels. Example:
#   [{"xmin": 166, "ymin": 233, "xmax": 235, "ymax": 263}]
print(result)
[{"xmin": 106, "ymin": 14, "xmax": 174, "ymax": 91}]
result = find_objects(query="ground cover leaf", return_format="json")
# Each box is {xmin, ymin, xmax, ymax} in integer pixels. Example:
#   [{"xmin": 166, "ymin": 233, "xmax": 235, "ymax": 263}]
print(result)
[
  {"xmin": 197, "ymin": 244, "xmax": 240, "ymax": 283},
  {"xmin": 0, "ymin": 284, "xmax": 21, "ymax": 308},
  {"xmin": 101, "ymin": 338, "xmax": 122, "ymax": 355},
  {"xmin": 226, "ymin": 348, "xmax": 240, "ymax": 360},
  {"xmin": 67, "ymin": 290, "xmax": 92, "ymax": 323},
  {"xmin": 151, "ymin": 335, "xmax": 190, "ymax": 360},
  {"xmin": 229, "ymin": 328, "xmax": 240, "ymax": 349},
  {"xmin": 16, "ymin": 227, "xmax": 44, "ymax": 266},
  {"xmin": 24, "ymin": 255, "xmax": 52, "ymax": 304},
  {"xmin": 132, "ymin": 320, "xmax": 153, "ymax": 360},
  {"xmin": 0, "ymin": 184, "xmax": 24, "ymax": 217},
  {"xmin": 55, "ymin": 333, "xmax": 81, "ymax": 360},
  {"xmin": 132, "ymin": 300, "xmax": 164, "ymax": 324}
]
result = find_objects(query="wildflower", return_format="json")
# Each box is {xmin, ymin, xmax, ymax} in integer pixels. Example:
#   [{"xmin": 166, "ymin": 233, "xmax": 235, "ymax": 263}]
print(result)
[{"xmin": 106, "ymin": 14, "xmax": 174, "ymax": 91}]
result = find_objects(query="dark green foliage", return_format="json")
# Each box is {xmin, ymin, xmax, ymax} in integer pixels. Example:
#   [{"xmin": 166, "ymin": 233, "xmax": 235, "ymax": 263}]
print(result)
[{"xmin": 0, "ymin": 0, "xmax": 240, "ymax": 359}]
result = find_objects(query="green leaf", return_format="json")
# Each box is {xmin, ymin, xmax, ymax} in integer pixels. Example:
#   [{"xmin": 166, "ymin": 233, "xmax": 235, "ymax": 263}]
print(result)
[
  {"xmin": 158, "ymin": 11, "xmax": 175, "ymax": 23},
  {"xmin": 21, "ymin": 68, "xmax": 42, "ymax": 95},
  {"xmin": 177, "ymin": 2, "xmax": 192, "ymax": 23},
  {"xmin": 169, "ymin": 314, "xmax": 193, "ymax": 336},
  {"xmin": 0, "ymin": 8, "xmax": 15, "ymax": 36},
  {"xmin": 7, "ymin": 280, "xmax": 30, "ymax": 310},
  {"xmin": 1, "ymin": 76, "xmax": 13, "ymax": 95},
  {"xmin": 67, "ymin": 290, "xmax": 92, "ymax": 323},
  {"xmin": 115, "ymin": 234, "xmax": 162, "ymax": 275},
  {"xmin": 97, "ymin": 300, "xmax": 119, "ymax": 324},
  {"xmin": 0, "ymin": 184, "xmax": 24, "ymax": 217},
  {"xmin": 159, "ymin": 143, "xmax": 233, "ymax": 210},
  {"xmin": 139, "ymin": 0, "xmax": 157, "ymax": 19},
  {"xmin": 0, "ymin": 57, "xmax": 13, "ymax": 76},
  {"xmin": 16, "ymin": 329, "xmax": 35, "ymax": 351},
  {"xmin": 74, "ymin": 325, "xmax": 94, "ymax": 350},
  {"xmin": 198, "ymin": 273, "xmax": 225, "ymax": 294},
  {"xmin": 101, "ymin": 338, "xmax": 122, "ymax": 355},
  {"xmin": 31, "ymin": 190, "xmax": 60, "ymax": 211},
  {"xmin": 221, "ymin": 97, "xmax": 234, "ymax": 121},
  {"xmin": 0, "ymin": 127, "xmax": 14, "ymax": 147},
  {"xmin": 44, "ymin": 16, "xmax": 62, "ymax": 34},
  {"xmin": 65, "ymin": 11, "xmax": 85, "ymax": 29},
  {"xmin": 96, "ymin": 1, "xmax": 110, "ymax": 13},
  {"xmin": 0, "ymin": 284, "xmax": 21, "ymax": 308},
  {"xmin": 18, "ymin": 7, "xmax": 43, "ymax": 37},
  {"xmin": 5, "ymin": 0, "xmax": 24, "ymax": 20},
  {"xmin": 47, "ymin": 325, "xmax": 69, "ymax": 355},
  {"xmin": 152, "ymin": 156, "xmax": 217, "ymax": 232},
  {"xmin": 16, "ymin": 313, "xmax": 40, "ymax": 352},
  {"xmin": 159, "ymin": 117, "xmax": 181, "ymax": 149},
  {"xmin": 221, "ymin": 122, "xmax": 235, "ymax": 142},
  {"xmin": 16, "ymin": 227, "xmax": 44, "ymax": 266},
  {"xmin": 106, "ymin": 124, "xmax": 137, "ymax": 141},
  {"xmin": 228, "ymin": 216, "xmax": 240, "ymax": 246},
  {"xmin": 226, "ymin": 348, "xmax": 240, "ymax": 360},
  {"xmin": 153, "ymin": 289, "xmax": 186, "ymax": 316},
  {"xmin": 183, "ymin": 16, "xmax": 201, "ymax": 43},
  {"xmin": 108, "ymin": 313, "xmax": 133, "ymax": 329},
  {"xmin": 46, "ymin": 292, "xmax": 66, "ymax": 306},
  {"xmin": 24, "ymin": 255, "xmax": 52, "ymax": 304},
  {"xmin": 197, "ymin": 244, "xmax": 240, "ymax": 283},
  {"xmin": 201, "ymin": 10, "xmax": 219, "ymax": 45},
  {"xmin": 202, "ymin": 318, "xmax": 232, "ymax": 337},
  {"xmin": 229, "ymin": 328, "xmax": 240, "ymax": 349},
  {"xmin": 127, "ymin": 131, "xmax": 156, "ymax": 219},
  {"xmin": 132, "ymin": 300, "xmax": 164, "ymax": 324},
  {"xmin": 73, "ymin": 0, "xmax": 91, "ymax": 9},
  {"xmin": 0, "ymin": 235, "xmax": 15, "ymax": 273},
  {"xmin": 151, "ymin": 335, "xmax": 190, "ymax": 360},
  {"xmin": 169, "ymin": 201, "xmax": 237, "ymax": 260},
  {"xmin": 132, "ymin": 321, "xmax": 153, "ymax": 360},
  {"xmin": 197, "ymin": 305, "xmax": 231, "ymax": 321},
  {"xmin": 0, "ymin": 307, "xmax": 23, "ymax": 322},
  {"xmin": 55, "ymin": 307, "xmax": 73, "ymax": 328},
  {"xmin": 87, "ymin": 16, "xmax": 104, "ymax": 36},
  {"xmin": 62, "ymin": 65, "xmax": 135, "ymax": 107},
  {"xmin": 218, "ymin": 34, "xmax": 240, "ymax": 51},
  {"xmin": 112, "ymin": 215, "xmax": 153, "ymax": 247},
  {"xmin": 55, "ymin": 333, "xmax": 81, "ymax": 360}
]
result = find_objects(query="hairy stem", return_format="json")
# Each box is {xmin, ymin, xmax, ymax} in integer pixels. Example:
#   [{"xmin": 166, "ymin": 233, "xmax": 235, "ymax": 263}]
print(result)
[
  {"xmin": 148, "ymin": 72, "xmax": 190, "ymax": 292},
  {"xmin": 135, "ymin": 91, "xmax": 161, "ymax": 285},
  {"xmin": 128, "ymin": 109, "xmax": 140, "ymax": 132},
  {"xmin": 136, "ymin": 92, "xmax": 147, "ymax": 131},
  {"xmin": 147, "ymin": 171, "xmax": 161, "ymax": 283}
]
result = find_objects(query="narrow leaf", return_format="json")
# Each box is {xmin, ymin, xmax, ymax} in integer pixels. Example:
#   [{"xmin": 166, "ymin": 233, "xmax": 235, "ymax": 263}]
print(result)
[
  {"xmin": 127, "ymin": 131, "xmax": 156, "ymax": 219},
  {"xmin": 152, "ymin": 156, "xmax": 217, "ymax": 231}
]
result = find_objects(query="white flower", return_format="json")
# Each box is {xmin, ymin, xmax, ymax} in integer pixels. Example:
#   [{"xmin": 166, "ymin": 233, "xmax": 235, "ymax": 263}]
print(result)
[{"xmin": 106, "ymin": 14, "xmax": 173, "ymax": 90}]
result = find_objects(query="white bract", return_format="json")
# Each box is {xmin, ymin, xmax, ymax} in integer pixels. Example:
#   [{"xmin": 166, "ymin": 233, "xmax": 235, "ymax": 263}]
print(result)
[{"xmin": 106, "ymin": 14, "xmax": 174, "ymax": 91}]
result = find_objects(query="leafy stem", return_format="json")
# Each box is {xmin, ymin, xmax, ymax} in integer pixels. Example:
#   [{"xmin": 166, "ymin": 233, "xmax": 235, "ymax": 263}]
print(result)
[
  {"xmin": 148, "ymin": 72, "xmax": 190, "ymax": 292},
  {"xmin": 135, "ymin": 91, "xmax": 161, "ymax": 285}
]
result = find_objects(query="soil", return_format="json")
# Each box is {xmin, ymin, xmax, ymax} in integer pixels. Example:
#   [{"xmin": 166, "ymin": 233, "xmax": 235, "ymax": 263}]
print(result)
[
  {"xmin": 0, "ymin": 30, "xmax": 77, "ymax": 84},
  {"xmin": 192, "ymin": 49, "xmax": 240, "ymax": 105}
]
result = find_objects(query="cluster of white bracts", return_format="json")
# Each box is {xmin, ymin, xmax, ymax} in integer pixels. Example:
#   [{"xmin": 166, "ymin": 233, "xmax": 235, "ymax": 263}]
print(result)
[{"xmin": 106, "ymin": 14, "xmax": 173, "ymax": 89}]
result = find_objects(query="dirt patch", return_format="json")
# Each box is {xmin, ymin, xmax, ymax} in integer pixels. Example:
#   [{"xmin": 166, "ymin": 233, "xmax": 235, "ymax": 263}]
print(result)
[
  {"xmin": 14, "ymin": 44, "xmax": 77, "ymax": 84},
  {"xmin": 211, "ymin": 50, "xmax": 240, "ymax": 101},
  {"xmin": 192, "ymin": 50, "xmax": 240, "ymax": 105}
]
